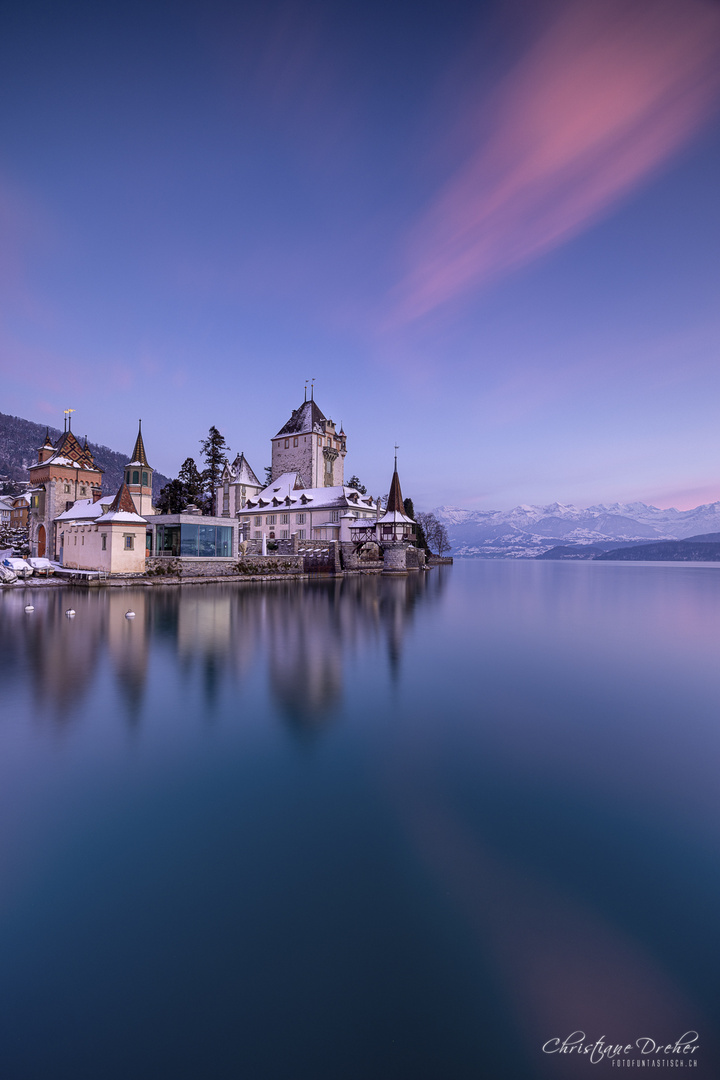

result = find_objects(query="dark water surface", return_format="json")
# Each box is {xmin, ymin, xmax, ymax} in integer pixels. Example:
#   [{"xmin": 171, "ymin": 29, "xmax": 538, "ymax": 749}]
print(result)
[{"xmin": 1, "ymin": 562, "xmax": 719, "ymax": 1079}]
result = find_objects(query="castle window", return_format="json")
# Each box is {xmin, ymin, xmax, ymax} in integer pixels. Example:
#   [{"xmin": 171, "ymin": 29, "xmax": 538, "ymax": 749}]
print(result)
[
  {"xmin": 125, "ymin": 471, "xmax": 130, "ymax": 484},
  {"xmin": 254, "ymin": 516, "xmax": 262, "ymax": 525},
  {"xmin": 296, "ymin": 513, "xmax": 305, "ymax": 524},
  {"xmin": 64, "ymin": 484, "xmax": 71, "ymax": 493},
  {"xmin": 284, "ymin": 439, "xmax": 289, "ymax": 449},
  {"xmin": 280, "ymin": 513, "xmax": 288, "ymax": 524},
  {"xmin": 293, "ymin": 437, "xmax": 298, "ymax": 447},
  {"xmin": 132, "ymin": 471, "xmax": 139, "ymax": 485},
  {"xmin": 124, "ymin": 535, "xmax": 134, "ymax": 550},
  {"xmin": 330, "ymin": 511, "xmax": 339, "ymax": 522},
  {"xmin": 267, "ymin": 515, "xmax": 276, "ymax": 526},
  {"xmin": 280, "ymin": 529, "xmax": 288, "ymax": 539},
  {"xmin": 80, "ymin": 487, "xmax": 86, "ymax": 496},
  {"xmin": 298, "ymin": 529, "xmax": 306, "ymax": 539},
  {"xmin": 142, "ymin": 472, "xmax": 148, "ymax": 487},
  {"xmin": 101, "ymin": 534, "xmax": 107, "ymax": 550}
]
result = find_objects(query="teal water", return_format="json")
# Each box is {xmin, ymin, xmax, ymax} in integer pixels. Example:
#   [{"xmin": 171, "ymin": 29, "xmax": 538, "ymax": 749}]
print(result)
[{"xmin": 1, "ymin": 563, "xmax": 719, "ymax": 1079}]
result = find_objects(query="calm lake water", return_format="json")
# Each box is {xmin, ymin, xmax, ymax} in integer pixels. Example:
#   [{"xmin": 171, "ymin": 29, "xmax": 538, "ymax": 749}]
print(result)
[{"xmin": 1, "ymin": 562, "xmax": 719, "ymax": 1079}]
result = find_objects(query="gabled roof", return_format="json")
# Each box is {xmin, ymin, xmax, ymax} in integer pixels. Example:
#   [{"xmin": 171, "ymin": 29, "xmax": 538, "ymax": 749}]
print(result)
[
  {"xmin": 55, "ymin": 496, "xmax": 114, "ymax": 522},
  {"xmin": 274, "ymin": 399, "xmax": 327, "ymax": 438},
  {"xmin": 126, "ymin": 420, "xmax": 151, "ymax": 468},
  {"xmin": 29, "ymin": 428, "xmax": 102, "ymax": 473},
  {"xmin": 231, "ymin": 452, "xmax": 261, "ymax": 487}
]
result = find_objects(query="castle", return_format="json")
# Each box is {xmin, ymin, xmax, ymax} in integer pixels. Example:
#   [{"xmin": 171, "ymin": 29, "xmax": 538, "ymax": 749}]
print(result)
[{"xmin": 27, "ymin": 393, "xmax": 417, "ymax": 574}]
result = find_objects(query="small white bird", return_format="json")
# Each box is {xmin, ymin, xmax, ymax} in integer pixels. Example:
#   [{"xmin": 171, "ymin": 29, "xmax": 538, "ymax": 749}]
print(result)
[
  {"xmin": 65, "ymin": 609, "xmax": 76, "ymax": 617},
  {"xmin": 24, "ymin": 605, "xmax": 34, "ymax": 613},
  {"xmin": 125, "ymin": 610, "xmax": 135, "ymax": 619}
]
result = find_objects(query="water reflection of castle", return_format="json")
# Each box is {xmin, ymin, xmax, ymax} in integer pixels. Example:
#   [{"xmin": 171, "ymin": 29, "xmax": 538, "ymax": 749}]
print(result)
[{"xmin": 2, "ymin": 572, "xmax": 449, "ymax": 730}]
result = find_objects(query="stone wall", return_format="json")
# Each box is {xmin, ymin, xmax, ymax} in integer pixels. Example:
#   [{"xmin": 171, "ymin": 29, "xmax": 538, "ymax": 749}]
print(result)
[
  {"xmin": 271, "ymin": 436, "xmax": 314, "ymax": 486},
  {"xmin": 146, "ymin": 555, "xmax": 305, "ymax": 578},
  {"xmin": 406, "ymin": 546, "xmax": 426, "ymax": 571}
]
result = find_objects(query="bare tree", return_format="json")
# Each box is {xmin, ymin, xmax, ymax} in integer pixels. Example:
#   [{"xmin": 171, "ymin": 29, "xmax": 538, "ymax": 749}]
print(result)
[{"xmin": 416, "ymin": 512, "xmax": 451, "ymax": 556}]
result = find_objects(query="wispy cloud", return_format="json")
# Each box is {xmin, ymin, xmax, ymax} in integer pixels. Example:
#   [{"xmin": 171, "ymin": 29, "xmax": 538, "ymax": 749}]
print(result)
[{"xmin": 388, "ymin": 0, "xmax": 720, "ymax": 326}]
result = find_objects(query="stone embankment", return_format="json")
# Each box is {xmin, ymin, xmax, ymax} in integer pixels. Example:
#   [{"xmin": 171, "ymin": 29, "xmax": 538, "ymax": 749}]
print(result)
[{"xmin": 1, "ymin": 542, "xmax": 440, "ymax": 588}]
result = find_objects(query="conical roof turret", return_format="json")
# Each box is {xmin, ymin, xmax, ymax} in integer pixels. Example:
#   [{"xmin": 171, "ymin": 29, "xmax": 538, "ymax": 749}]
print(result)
[
  {"xmin": 386, "ymin": 463, "xmax": 405, "ymax": 514},
  {"xmin": 127, "ymin": 420, "xmax": 151, "ymax": 468}
]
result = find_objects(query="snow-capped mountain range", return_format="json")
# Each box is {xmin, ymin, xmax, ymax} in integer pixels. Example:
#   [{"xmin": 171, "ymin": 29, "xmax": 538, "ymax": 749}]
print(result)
[{"xmin": 432, "ymin": 501, "xmax": 720, "ymax": 558}]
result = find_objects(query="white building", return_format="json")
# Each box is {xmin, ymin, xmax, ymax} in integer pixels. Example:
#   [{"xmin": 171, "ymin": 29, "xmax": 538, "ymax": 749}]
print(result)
[
  {"xmin": 237, "ymin": 471, "xmax": 379, "ymax": 543},
  {"xmin": 54, "ymin": 482, "xmax": 148, "ymax": 573},
  {"xmin": 218, "ymin": 452, "xmax": 263, "ymax": 517}
]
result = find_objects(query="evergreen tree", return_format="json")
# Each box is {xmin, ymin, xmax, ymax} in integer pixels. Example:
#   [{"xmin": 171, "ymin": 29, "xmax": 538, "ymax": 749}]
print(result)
[
  {"xmin": 199, "ymin": 427, "xmax": 229, "ymax": 514},
  {"xmin": 156, "ymin": 479, "xmax": 186, "ymax": 515},
  {"xmin": 178, "ymin": 457, "xmax": 203, "ymax": 505},
  {"xmin": 347, "ymin": 475, "xmax": 367, "ymax": 494},
  {"xmin": 264, "ymin": 465, "xmax": 273, "ymax": 487}
]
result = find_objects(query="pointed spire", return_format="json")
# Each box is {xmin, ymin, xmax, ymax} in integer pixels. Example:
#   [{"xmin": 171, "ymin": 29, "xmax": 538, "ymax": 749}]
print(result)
[
  {"xmin": 386, "ymin": 453, "xmax": 405, "ymax": 514},
  {"xmin": 128, "ymin": 419, "xmax": 151, "ymax": 469}
]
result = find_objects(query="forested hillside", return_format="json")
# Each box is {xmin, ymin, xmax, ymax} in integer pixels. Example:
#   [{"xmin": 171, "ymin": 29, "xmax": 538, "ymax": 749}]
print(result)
[{"xmin": 0, "ymin": 413, "xmax": 169, "ymax": 496}]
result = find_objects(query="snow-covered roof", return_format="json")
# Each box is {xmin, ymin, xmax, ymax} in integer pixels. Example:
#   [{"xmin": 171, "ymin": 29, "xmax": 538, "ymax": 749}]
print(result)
[
  {"xmin": 55, "ymin": 496, "xmax": 114, "ymax": 521},
  {"xmin": 378, "ymin": 509, "xmax": 415, "ymax": 526},
  {"xmin": 274, "ymin": 399, "xmax": 328, "ymax": 438},
  {"xmin": 28, "ymin": 429, "xmax": 102, "ymax": 474},
  {"xmin": 96, "ymin": 509, "xmax": 147, "ymax": 524},
  {"xmin": 224, "ymin": 452, "xmax": 261, "ymax": 487},
  {"xmin": 244, "ymin": 473, "xmax": 378, "ymax": 513}
]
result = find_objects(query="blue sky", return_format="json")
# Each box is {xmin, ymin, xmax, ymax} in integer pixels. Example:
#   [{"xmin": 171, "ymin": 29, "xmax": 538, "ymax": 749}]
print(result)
[{"xmin": 2, "ymin": 0, "xmax": 720, "ymax": 510}]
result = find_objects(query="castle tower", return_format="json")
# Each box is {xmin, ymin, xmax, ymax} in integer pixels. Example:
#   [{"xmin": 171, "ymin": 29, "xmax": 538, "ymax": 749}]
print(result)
[
  {"xmin": 377, "ymin": 453, "xmax": 415, "ymax": 544},
  {"xmin": 271, "ymin": 391, "xmax": 347, "ymax": 488},
  {"xmin": 27, "ymin": 419, "xmax": 103, "ymax": 558},
  {"xmin": 124, "ymin": 420, "xmax": 154, "ymax": 515}
]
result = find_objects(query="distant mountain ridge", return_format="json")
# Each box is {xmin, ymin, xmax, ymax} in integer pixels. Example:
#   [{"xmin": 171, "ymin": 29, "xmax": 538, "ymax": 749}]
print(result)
[
  {"xmin": 0, "ymin": 412, "xmax": 170, "ymax": 497},
  {"xmin": 433, "ymin": 500, "xmax": 720, "ymax": 558}
]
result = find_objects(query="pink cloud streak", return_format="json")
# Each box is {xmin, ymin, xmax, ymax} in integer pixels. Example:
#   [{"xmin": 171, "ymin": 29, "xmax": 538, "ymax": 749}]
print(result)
[{"xmin": 389, "ymin": 0, "xmax": 720, "ymax": 325}]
